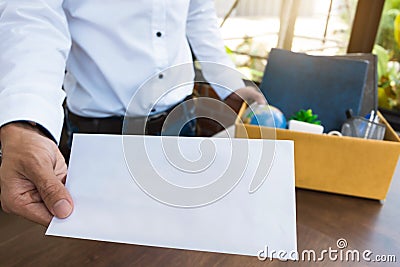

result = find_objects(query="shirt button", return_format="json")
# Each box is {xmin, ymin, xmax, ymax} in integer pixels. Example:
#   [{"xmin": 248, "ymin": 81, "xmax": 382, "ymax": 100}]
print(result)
[
  {"xmin": 158, "ymin": 73, "xmax": 163, "ymax": 79},
  {"xmin": 156, "ymin": 31, "xmax": 162, "ymax": 37}
]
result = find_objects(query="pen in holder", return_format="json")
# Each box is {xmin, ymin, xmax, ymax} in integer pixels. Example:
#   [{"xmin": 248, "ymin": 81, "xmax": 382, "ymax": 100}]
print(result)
[{"xmin": 341, "ymin": 116, "xmax": 386, "ymax": 140}]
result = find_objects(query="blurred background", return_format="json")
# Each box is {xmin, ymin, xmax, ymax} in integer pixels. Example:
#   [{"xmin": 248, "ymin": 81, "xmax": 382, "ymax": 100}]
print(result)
[{"xmin": 212, "ymin": 0, "xmax": 400, "ymax": 130}]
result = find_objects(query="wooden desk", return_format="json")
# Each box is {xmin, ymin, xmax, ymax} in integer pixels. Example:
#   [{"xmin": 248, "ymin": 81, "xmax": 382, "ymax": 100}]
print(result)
[{"xmin": 1, "ymin": 161, "xmax": 399, "ymax": 267}]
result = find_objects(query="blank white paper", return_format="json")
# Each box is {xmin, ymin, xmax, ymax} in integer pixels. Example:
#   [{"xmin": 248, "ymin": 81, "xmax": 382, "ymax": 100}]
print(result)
[{"xmin": 46, "ymin": 134, "xmax": 297, "ymax": 259}]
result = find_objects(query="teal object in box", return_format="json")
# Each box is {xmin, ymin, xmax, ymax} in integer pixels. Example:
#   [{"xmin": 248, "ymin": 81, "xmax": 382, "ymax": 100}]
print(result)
[{"xmin": 244, "ymin": 104, "xmax": 287, "ymax": 128}]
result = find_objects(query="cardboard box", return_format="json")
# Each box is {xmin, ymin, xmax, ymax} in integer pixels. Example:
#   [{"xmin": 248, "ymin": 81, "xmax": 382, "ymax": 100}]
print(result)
[{"xmin": 235, "ymin": 103, "xmax": 400, "ymax": 200}]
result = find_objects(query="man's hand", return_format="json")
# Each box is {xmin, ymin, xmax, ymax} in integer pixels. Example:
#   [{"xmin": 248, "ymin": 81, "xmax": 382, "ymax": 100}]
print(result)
[
  {"xmin": 224, "ymin": 86, "xmax": 266, "ymax": 113},
  {"xmin": 0, "ymin": 122, "xmax": 73, "ymax": 226}
]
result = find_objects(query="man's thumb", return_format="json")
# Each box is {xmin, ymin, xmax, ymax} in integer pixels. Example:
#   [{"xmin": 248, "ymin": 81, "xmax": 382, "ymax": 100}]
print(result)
[{"xmin": 37, "ymin": 178, "xmax": 73, "ymax": 218}]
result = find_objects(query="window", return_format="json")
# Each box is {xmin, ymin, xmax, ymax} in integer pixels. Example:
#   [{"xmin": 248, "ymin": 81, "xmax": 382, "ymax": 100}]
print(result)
[{"xmin": 215, "ymin": 0, "xmax": 359, "ymax": 82}]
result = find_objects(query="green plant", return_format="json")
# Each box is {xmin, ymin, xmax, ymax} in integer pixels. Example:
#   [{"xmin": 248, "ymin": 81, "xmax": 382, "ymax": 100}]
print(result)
[
  {"xmin": 376, "ymin": 0, "xmax": 400, "ymax": 61},
  {"xmin": 373, "ymin": 0, "xmax": 400, "ymax": 110},
  {"xmin": 289, "ymin": 109, "xmax": 321, "ymax": 125},
  {"xmin": 374, "ymin": 44, "xmax": 400, "ymax": 110}
]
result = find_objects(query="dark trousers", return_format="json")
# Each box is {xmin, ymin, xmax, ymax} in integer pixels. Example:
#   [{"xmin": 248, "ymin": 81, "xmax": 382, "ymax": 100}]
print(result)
[{"xmin": 59, "ymin": 96, "xmax": 196, "ymax": 162}]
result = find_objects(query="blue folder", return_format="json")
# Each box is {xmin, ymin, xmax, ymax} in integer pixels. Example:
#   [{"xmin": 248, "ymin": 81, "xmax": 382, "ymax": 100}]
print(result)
[{"xmin": 260, "ymin": 49, "xmax": 369, "ymax": 132}]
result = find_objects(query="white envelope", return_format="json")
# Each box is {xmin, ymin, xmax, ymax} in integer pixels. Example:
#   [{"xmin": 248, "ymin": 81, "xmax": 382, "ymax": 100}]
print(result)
[{"xmin": 46, "ymin": 134, "xmax": 297, "ymax": 259}]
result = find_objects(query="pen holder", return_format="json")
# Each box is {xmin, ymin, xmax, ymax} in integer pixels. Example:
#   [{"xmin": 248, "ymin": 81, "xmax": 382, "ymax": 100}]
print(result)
[{"xmin": 341, "ymin": 116, "xmax": 386, "ymax": 140}]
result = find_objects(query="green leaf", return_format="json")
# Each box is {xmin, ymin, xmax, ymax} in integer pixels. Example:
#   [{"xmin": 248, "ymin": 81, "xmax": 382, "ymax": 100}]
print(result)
[
  {"xmin": 394, "ymin": 13, "xmax": 400, "ymax": 47},
  {"xmin": 225, "ymin": 45, "xmax": 233, "ymax": 55},
  {"xmin": 290, "ymin": 109, "xmax": 321, "ymax": 125},
  {"xmin": 373, "ymin": 44, "xmax": 390, "ymax": 77}
]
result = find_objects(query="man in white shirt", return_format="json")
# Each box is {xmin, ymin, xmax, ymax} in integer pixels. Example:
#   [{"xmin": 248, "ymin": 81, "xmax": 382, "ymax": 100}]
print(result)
[{"xmin": 0, "ymin": 1, "xmax": 265, "ymax": 225}]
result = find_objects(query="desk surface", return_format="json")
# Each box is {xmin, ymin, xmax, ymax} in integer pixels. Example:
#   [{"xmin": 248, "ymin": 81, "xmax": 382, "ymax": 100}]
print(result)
[
  {"xmin": 1, "ymin": 159, "xmax": 399, "ymax": 267},
  {"xmin": 1, "ymin": 124, "xmax": 399, "ymax": 267}
]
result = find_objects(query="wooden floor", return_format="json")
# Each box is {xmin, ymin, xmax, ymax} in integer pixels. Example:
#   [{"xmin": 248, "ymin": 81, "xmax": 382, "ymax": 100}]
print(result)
[{"xmin": 1, "ymin": 165, "xmax": 400, "ymax": 266}]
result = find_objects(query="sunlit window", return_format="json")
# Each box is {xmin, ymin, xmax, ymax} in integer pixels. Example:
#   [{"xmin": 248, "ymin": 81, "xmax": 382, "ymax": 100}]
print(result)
[{"xmin": 215, "ymin": 0, "xmax": 359, "ymax": 82}]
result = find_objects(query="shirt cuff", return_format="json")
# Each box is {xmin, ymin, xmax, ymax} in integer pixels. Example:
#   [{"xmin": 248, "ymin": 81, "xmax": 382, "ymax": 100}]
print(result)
[{"xmin": 0, "ymin": 93, "xmax": 65, "ymax": 143}]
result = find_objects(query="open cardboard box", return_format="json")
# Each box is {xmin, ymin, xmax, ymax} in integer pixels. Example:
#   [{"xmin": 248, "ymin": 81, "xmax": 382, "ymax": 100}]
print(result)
[{"xmin": 235, "ymin": 103, "xmax": 400, "ymax": 200}]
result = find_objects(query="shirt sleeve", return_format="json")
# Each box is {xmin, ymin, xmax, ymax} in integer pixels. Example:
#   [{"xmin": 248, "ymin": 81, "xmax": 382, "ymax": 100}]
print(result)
[
  {"xmin": 186, "ymin": 0, "xmax": 246, "ymax": 100},
  {"xmin": 0, "ymin": 1, "xmax": 71, "ymax": 143}
]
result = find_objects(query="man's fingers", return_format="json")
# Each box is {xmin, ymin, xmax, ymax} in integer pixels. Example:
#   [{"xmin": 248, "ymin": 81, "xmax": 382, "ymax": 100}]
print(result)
[
  {"xmin": 54, "ymin": 149, "xmax": 68, "ymax": 180},
  {"xmin": 22, "ymin": 202, "xmax": 53, "ymax": 226},
  {"xmin": 27, "ymin": 153, "xmax": 73, "ymax": 219},
  {"xmin": 244, "ymin": 87, "xmax": 266, "ymax": 104},
  {"xmin": 1, "ymin": 188, "xmax": 53, "ymax": 226},
  {"xmin": 0, "ymin": 123, "xmax": 72, "ymax": 224},
  {"xmin": 24, "ymin": 189, "xmax": 42, "ymax": 203},
  {"xmin": 234, "ymin": 87, "xmax": 266, "ymax": 105},
  {"xmin": 35, "ymin": 176, "xmax": 73, "ymax": 219},
  {"xmin": 254, "ymin": 93, "xmax": 266, "ymax": 104}
]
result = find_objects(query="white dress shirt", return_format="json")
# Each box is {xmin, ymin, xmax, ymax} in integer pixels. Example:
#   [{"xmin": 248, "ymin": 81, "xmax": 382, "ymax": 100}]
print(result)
[{"xmin": 0, "ymin": 0, "xmax": 244, "ymax": 142}]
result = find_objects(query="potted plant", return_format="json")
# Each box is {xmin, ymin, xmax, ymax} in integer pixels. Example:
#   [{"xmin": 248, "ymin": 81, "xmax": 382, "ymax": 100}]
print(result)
[{"xmin": 288, "ymin": 109, "xmax": 324, "ymax": 134}]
